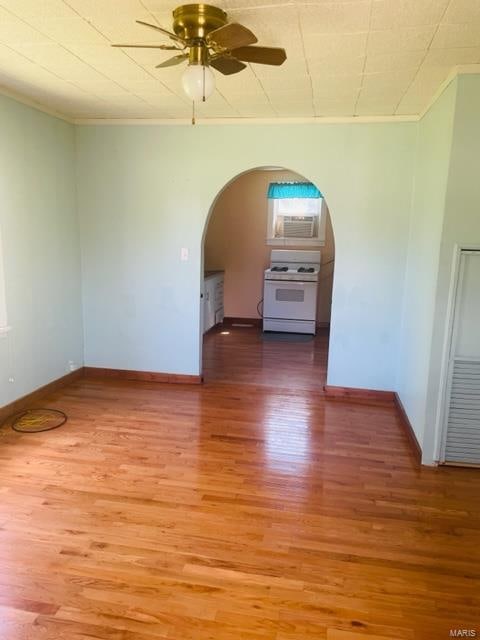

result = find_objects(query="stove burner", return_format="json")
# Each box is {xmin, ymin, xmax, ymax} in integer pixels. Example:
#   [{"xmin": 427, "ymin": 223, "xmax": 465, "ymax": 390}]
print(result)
[
  {"xmin": 271, "ymin": 266, "xmax": 288, "ymax": 272},
  {"xmin": 298, "ymin": 267, "xmax": 315, "ymax": 273}
]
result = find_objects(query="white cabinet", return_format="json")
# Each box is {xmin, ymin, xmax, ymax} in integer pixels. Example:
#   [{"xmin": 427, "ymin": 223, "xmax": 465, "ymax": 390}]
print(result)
[{"xmin": 203, "ymin": 272, "xmax": 224, "ymax": 333}]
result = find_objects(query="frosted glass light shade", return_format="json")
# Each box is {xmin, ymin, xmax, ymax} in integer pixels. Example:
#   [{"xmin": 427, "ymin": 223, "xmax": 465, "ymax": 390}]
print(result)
[{"xmin": 182, "ymin": 64, "xmax": 215, "ymax": 102}]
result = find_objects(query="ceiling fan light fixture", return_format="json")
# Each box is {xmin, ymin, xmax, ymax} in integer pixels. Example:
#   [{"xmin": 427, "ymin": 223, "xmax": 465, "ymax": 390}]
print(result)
[
  {"xmin": 182, "ymin": 64, "xmax": 215, "ymax": 102},
  {"xmin": 115, "ymin": 4, "xmax": 288, "ymax": 109}
]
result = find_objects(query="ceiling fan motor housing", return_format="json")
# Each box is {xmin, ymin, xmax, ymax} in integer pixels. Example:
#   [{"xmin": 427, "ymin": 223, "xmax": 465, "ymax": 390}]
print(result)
[{"xmin": 172, "ymin": 4, "xmax": 228, "ymax": 42}]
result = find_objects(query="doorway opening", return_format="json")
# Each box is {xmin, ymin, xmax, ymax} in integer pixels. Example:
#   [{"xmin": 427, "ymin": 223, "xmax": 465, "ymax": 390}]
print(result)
[{"xmin": 201, "ymin": 167, "xmax": 335, "ymax": 390}]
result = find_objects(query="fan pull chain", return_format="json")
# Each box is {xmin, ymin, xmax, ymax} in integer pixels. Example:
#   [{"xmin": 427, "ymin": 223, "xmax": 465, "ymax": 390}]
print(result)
[
  {"xmin": 203, "ymin": 65, "xmax": 206, "ymax": 102},
  {"xmin": 192, "ymin": 100, "xmax": 196, "ymax": 125}
]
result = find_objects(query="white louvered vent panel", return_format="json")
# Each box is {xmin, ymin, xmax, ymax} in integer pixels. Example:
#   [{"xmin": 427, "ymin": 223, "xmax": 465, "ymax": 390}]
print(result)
[
  {"xmin": 445, "ymin": 360, "xmax": 480, "ymax": 464},
  {"xmin": 282, "ymin": 217, "xmax": 315, "ymax": 238}
]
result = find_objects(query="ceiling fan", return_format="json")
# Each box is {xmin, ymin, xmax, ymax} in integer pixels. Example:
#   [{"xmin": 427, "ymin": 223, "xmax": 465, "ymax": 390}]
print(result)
[{"xmin": 112, "ymin": 3, "xmax": 287, "ymax": 103}]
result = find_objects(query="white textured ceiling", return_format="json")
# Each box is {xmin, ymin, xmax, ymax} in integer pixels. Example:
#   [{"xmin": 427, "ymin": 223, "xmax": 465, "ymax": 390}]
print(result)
[{"xmin": 0, "ymin": 0, "xmax": 479, "ymax": 120}]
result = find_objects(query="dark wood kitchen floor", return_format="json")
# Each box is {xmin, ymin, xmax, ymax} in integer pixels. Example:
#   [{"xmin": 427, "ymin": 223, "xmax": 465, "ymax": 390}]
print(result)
[
  {"xmin": 202, "ymin": 324, "xmax": 329, "ymax": 390},
  {"xmin": 0, "ymin": 327, "xmax": 479, "ymax": 639}
]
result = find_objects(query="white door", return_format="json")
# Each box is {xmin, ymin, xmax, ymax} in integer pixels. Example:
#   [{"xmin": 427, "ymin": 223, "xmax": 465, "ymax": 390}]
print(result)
[{"xmin": 442, "ymin": 250, "xmax": 480, "ymax": 464}]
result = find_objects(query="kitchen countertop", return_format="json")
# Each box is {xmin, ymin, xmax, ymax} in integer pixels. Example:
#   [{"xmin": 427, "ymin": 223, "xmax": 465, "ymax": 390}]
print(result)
[{"xmin": 204, "ymin": 270, "xmax": 224, "ymax": 279}]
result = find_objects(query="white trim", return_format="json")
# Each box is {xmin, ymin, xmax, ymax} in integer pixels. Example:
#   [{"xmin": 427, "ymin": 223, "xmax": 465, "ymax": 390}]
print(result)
[
  {"xmin": 73, "ymin": 114, "xmax": 419, "ymax": 126},
  {"xmin": 434, "ymin": 245, "xmax": 480, "ymax": 463},
  {"xmin": 418, "ymin": 71, "xmax": 457, "ymax": 121},
  {"xmin": 436, "ymin": 246, "xmax": 464, "ymax": 463},
  {"xmin": 0, "ymin": 84, "xmax": 74, "ymax": 124}
]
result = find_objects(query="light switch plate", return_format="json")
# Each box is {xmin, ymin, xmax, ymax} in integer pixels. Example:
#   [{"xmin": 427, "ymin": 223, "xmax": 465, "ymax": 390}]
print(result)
[{"xmin": 181, "ymin": 247, "xmax": 189, "ymax": 261}]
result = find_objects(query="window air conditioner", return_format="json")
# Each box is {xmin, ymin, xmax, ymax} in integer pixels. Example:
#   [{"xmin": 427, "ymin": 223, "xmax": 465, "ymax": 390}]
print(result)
[{"xmin": 279, "ymin": 216, "xmax": 315, "ymax": 238}]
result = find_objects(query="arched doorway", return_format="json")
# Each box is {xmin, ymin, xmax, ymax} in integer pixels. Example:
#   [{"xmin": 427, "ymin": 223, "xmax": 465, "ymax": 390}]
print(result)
[{"xmin": 200, "ymin": 166, "xmax": 335, "ymax": 388}]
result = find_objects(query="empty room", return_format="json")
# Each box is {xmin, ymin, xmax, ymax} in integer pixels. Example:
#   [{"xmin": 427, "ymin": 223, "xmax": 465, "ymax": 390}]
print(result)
[{"xmin": 0, "ymin": 1, "xmax": 479, "ymax": 639}]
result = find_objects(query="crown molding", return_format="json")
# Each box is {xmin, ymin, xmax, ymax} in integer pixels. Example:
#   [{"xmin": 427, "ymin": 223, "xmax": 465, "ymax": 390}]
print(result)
[
  {"xmin": 2, "ymin": 66, "xmax": 480, "ymax": 127},
  {"xmin": 0, "ymin": 84, "xmax": 74, "ymax": 124},
  {"xmin": 73, "ymin": 114, "xmax": 419, "ymax": 126}
]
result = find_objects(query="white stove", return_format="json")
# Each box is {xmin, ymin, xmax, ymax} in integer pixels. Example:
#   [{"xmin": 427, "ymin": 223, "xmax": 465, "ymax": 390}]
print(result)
[{"xmin": 263, "ymin": 250, "xmax": 321, "ymax": 335}]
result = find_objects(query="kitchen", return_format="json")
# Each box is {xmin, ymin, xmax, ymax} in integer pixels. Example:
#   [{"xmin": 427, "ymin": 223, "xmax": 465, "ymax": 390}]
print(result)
[{"xmin": 201, "ymin": 167, "xmax": 335, "ymax": 383}]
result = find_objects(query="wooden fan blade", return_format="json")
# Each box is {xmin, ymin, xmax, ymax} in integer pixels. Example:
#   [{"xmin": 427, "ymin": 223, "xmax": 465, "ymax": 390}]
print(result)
[
  {"xmin": 231, "ymin": 46, "xmax": 287, "ymax": 66},
  {"xmin": 207, "ymin": 23, "xmax": 257, "ymax": 50},
  {"xmin": 155, "ymin": 53, "xmax": 188, "ymax": 68},
  {"xmin": 136, "ymin": 20, "xmax": 185, "ymax": 44},
  {"xmin": 210, "ymin": 55, "xmax": 247, "ymax": 75},
  {"xmin": 112, "ymin": 44, "xmax": 181, "ymax": 50}
]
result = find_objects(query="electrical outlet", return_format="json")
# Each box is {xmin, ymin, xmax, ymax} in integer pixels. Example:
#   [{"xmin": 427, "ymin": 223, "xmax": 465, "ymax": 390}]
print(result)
[
  {"xmin": 68, "ymin": 360, "xmax": 77, "ymax": 372},
  {"xmin": 8, "ymin": 377, "xmax": 14, "ymax": 383}
]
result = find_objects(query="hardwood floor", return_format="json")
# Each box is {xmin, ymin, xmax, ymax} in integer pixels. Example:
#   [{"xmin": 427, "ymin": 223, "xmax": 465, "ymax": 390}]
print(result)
[
  {"xmin": 0, "ymin": 326, "xmax": 479, "ymax": 639},
  {"xmin": 203, "ymin": 325, "xmax": 329, "ymax": 390}
]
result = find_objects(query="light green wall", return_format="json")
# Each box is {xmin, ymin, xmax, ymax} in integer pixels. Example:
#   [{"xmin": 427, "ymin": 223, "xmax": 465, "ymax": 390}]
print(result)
[
  {"xmin": 397, "ymin": 79, "xmax": 457, "ymax": 450},
  {"xmin": 76, "ymin": 121, "xmax": 416, "ymax": 388},
  {"xmin": 0, "ymin": 95, "xmax": 83, "ymax": 408},
  {"xmin": 422, "ymin": 74, "xmax": 480, "ymax": 462}
]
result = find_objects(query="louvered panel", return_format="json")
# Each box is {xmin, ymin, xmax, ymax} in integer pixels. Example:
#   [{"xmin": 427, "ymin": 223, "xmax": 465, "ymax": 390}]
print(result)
[
  {"xmin": 452, "ymin": 385, "xmax": 480, "ymax": 390},
  {"xmin": 445, "ymin": 453, "xmax": 480, "ymax": 464},
  {"xmin": 449, "ymin": 435, "xmax": 480, "ymax": 442},
  {"xmin": 450, "ymin": 398, "xmax": 476, "ymax": 408},
  {"xmin": 447, "ymin": 436, "xmax": 480, "ymax": 444},
  {"xmin": 452, "ymin": 391, "xmax": 480, "ymax": 398},
  {"xmin": 449, "ymin": 412, "xmax": 480, "ymax": 420},
  {"xmin": 448, "ymin": 423, "xmax": 480, "ymax": 431},
  {"xmin": 453, "ymin": 361, "xmax": 480, "ymax": 368},
  {"xmin": 448, "ymin": 418, "xmax": 480, "ymax": 427},
  {"xmin": 449, "ymin": 415, "xmax": 480, "ymax": 424},
  {"xmin": 445, "ymin": 450, "xmax": 480, "ymax": 460},
  {"xmin": 448, "ymin": 437, "xmax": 480, "ymax": 445},
  {"xmin": 445, "ymin": 359, "xmax": 480, "ymax": 464},
  {"xmin": 451, "ymin": 400, "xmax": 480, "ymax": 409},
  {"xmin": 451, "ymin": 403, "xmax": 480, "ymax": 410},
  {"xmin": 453, "ymin": 372, "xmax": 480, "ymax": 378}
]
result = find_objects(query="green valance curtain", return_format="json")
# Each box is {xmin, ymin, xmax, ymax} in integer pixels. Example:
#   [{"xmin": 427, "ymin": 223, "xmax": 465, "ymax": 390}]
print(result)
[{"xmin": 267, "ymin": 182, "xmax": 322, "ymax": 199}]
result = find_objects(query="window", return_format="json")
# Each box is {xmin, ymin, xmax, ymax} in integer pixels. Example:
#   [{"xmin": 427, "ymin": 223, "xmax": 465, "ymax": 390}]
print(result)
[
  {"xmin": 0, "ymin": 226, "xmax": 9, "ymax": 336},
  {"xmin": 266, "ymin": 182, "xmax": 326, "ymax": 246}
]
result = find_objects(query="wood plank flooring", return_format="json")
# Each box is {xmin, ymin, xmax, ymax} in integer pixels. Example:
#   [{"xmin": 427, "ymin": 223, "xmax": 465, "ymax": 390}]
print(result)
[
  {"xmin": 0, "ymin": 326, "xmax": 479, "ymax": 639},
  {"xmin": 203, "ymin": 326, "xmax": 329, "ymax": 390}
]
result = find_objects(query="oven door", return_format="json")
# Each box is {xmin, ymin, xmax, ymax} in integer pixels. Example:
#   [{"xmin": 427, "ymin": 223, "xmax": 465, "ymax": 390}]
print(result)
[{"xmin": 263, "ymin": 280, "xmax": 317, "ymax": 321}]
